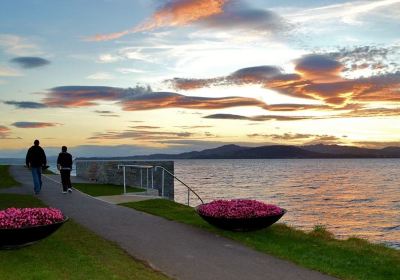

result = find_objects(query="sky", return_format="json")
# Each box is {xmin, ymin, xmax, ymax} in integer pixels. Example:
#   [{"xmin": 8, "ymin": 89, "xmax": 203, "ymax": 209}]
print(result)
[{"xmin": 0, "ymin": 0, "xmax": 399, "ymax": 157}]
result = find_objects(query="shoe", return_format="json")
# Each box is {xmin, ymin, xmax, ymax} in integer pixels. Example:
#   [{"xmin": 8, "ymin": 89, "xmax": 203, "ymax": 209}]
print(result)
[
  {"xmin": 62, "ymin": 191, "xmax": 67, "ymax": 194},
  {"xmin": 67, "ymin": 188, "xmax": 72, "ymax": 193}
]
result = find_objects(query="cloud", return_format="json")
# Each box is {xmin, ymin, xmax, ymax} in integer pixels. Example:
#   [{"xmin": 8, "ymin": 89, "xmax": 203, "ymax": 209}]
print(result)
[
  {"xmin": 40, "ymin": 85, "xmax": 269, "ymax": 111},
  {"xmin": 247, "ymin": 132, "xmax": 342, "ymax": 144},
  {"xmin": 0, "ymin": 125, "xmax": 11, "ymax": 138},
  {"xmin": 201, "ymin": 6, "xmax": 286, "ymax": 33},
  {"xmin": 294, "ymin": 54, "xmax": 343, "ymax": 82},
  {"xmin": 42, "ymin": 86, "xmax": 127, "ymax": 107},
  {"xmin": 130, "ymin": 125, "xmax": 161, "ymax": 129},
  {"xmin": 88, "ymin": 0, "xmax": 228, "ymax": 41},
  {"xmin": 88, "ymin": 129, "xmax": 193, "ymax": 141},
  {"xmin": 327, "ymin": 45, "xmax": 400, "ymax": 77},
  {"xmin": 86, "ymin": 72, "xmax": 115, "ymax": 80},
  {"xmin": 0, "ymin": 34, "xmax": 42, "ymax": 56},
  {"xmin": 4, "ymin": 101, "xmax": 48, "ymax": 109},
  {"xmin": 11, "ymin": 122, "xmax": 60, "ymax": 128},
  {"xmin": 168, "ymin": 53, "xmax": 400, "ymax": 108},
  {"xmin": 10, "ymin": 57, "xmax": 50, "ymax": 69},
  {"xmin": 203, "ymin": 113, "xmax": 310, "ymax": 121},
  {"xmin": 87, "ymin": 0, "xmax": 286, "ymax": 41},
  {"xmin": 120, "ymin": 92, "xmax": 269, "ymax": 111},
  {"xmin": 0, "ymin": 66, "xmax": 22, "ymax": 77},
  {"xmin": 287, "ymin": 0, "xmax": 400, "ymax": 25},
  {"xmin": 93, "ymin": 110, "xmax": 120, "ymax": 117}
]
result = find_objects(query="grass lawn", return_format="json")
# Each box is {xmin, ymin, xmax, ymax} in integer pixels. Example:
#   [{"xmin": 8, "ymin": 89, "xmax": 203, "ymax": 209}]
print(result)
[
  {"xmin": 73, "ymin": 183, "xmax": 144, "ymax": 196},
  {"xmin": 0, "ymin": 165, "xmax": 20, "ymax": 189},
  {"xmin": 0, "ymin": 194, "xmax": 170, "ymax": 280},
  {"xmin": 122, "ymin": 199, "xmax": 400, "ymax": 280}
]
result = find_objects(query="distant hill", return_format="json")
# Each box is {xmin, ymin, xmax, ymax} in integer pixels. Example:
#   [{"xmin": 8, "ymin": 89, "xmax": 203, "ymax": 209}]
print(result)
[{"xmin": 77, "ymin": 144, "xmax": 400, "ymax": 160}]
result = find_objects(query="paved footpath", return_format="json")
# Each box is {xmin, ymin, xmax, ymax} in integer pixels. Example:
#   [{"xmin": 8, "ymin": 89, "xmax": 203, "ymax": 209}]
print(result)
[{"xmin": 8, "ymin": 166, "xmax": 338, "ymax": 280}]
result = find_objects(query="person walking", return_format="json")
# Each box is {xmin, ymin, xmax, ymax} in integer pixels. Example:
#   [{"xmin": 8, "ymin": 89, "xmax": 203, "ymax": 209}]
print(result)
[
  {"xmin": 57, "ymin": 146, "xmax": 73, "ymax": 194},
  {"xmin": 25, "ymin": 139, "xmax": 47, "ymax": 195}
]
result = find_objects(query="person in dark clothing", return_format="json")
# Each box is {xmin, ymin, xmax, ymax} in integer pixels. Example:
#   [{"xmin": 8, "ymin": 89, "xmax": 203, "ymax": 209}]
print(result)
[
  {"xmin": 57, "ymin": 146, "xmax": 73, "ymax": 194},
  {"xmin": 25, "ymin": 139, "xmax": 47, "ymax": 194}
]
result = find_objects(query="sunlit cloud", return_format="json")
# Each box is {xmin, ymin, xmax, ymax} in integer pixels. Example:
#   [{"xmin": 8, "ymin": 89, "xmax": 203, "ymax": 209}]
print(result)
[
  {"xmin": 88, "ymin": 0, "xmax": 228, "ymax": 41},
  {"xmin": 10, "ymin": 57, "xmax": 50, "ymax": 69},
  {"xmin": 247, "ymin": 132, "xmax": 343, "ymax": 145},
  {"xmin": 0, "ymin": 125, "xmax": 11, "ymax": 138},
  {"xmin": 88, "ymin": 129, "xmax": 193, "ymax": 141},
  {"xmin": 87, "ymin": 0, "xmax": 286, "ymax": 41},
  {"xmin": 130, "ymin": 125, "xmax": 161, "ymax": 129},
  {"xmin": 0, "ymin": 34, "xmax": 42, "ymax": 56},
  {"xmin": 169, "ymin": 53, "xmax": 400, "ymax": 109},
  {"xmin": 42, "ymin": 86, "xmax": 126, "ymax": 107},
  {"xmin": 11, "ymin": 122, "xmax": 61, "ymax": 128},
  {"xmin": 0, "ymin": 66, "xmax": 22, "ymax": 77},
  {"xmin": 3, "ymin": 101, "xmax": 48, "ymax": 109},
  {"xmin": 86, "ymin": 72, "xmax": 115, "ymax": 80},
  {"xmin": 40, "ymin": 85, "xmax": 270, "ymax": 111},
  {"xmin": 287, "ymin": 0, "xmax": 400, "ymax": 25},
  {"xmin": 203, "ymin": 113, "xmax": 311, "ymax": 122}
]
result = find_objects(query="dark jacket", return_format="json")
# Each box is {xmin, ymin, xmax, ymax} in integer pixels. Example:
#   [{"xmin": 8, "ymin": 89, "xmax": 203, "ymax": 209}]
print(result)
[
  {"xmin": 57, "ymin": 152, "xmax": 73, "ymax": 169},
  {"xmin": 26, "ymin": 145, "xmax": 47, "ymax": 168}
]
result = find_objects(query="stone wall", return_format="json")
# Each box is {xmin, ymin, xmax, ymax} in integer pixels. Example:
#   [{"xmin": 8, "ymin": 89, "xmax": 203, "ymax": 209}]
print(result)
[{"xmin": 75, "ymin": 160, "xmax": 174, "ymax": 200}]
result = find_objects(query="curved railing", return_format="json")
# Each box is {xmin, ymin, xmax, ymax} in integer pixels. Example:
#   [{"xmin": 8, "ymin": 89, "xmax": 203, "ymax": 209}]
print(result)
[
  {"xmin": 154, "ymin": 166, "xmax": 204, "ymax": 205},
  {"xmin": 117, "ymin": 164, "xmax": 204, "ymax": 206}
]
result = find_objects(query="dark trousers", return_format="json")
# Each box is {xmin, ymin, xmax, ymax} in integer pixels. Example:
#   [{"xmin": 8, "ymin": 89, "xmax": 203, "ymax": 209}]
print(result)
[{"xmin": 60, "ymin": 169, "xmax": 72, "ymax": 191}]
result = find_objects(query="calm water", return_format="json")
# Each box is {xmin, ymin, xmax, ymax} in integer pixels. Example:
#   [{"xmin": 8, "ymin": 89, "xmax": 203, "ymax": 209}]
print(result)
[{"xmin": 173, "ymin": 159, "xmax": 400, "ymax": 249}]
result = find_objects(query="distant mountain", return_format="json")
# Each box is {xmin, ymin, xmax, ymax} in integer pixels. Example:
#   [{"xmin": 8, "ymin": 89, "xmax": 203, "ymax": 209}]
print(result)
[
  {"xmin": 77, "ymin": 143, "xmax": 400, "ymax": 160},
  {"xmin": 303, "ymin": 144, "xmax": 400, "ymax": 158}
]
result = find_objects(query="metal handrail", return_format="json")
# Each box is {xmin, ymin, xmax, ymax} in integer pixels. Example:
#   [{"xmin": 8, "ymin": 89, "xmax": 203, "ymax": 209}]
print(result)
[
  {"xmin": 118, "ymin": 164, "xmax": 155, "ymax": 194},
  {"xmin": 154, "ymin": 166, "xmax": 204, "ymax": 205}
]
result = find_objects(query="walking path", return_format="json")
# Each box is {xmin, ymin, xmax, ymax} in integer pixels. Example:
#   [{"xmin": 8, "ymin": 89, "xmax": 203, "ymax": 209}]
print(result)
[{"xmin": 8, "ymin": 166, "xmax": 338, "ymax": 280}]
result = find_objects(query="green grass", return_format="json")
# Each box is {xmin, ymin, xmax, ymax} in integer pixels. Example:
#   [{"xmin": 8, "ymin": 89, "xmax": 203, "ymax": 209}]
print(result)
[
  {"xmin": 73, "ymin": 183, "xmax": 145, "ymax": 196},
  {"xmin": 0, "ymin": 165, "xmax": 20, "ymax": 189},
  {"xmin": 0, "ymin": 194, "xmax": 170, "ymax": 280},
  {"xmin": 122, "ymin": 199, "xmax": 400, "ymax": 280}
]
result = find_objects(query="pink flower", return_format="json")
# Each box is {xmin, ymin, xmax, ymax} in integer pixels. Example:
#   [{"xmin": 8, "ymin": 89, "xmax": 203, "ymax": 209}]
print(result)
[
  {"xmin": 198, "ymin": 199, "xmax": 283, "ymax": 219},
  {"xmin": 0, "ymin": 208, "xmax": 64, "ymax": 229}
]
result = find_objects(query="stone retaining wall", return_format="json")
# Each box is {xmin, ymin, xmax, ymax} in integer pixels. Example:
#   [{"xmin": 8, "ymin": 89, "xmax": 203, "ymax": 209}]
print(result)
[{"xmin": 75, "ymin": 160, "xmax": 174, "ymax": 200}]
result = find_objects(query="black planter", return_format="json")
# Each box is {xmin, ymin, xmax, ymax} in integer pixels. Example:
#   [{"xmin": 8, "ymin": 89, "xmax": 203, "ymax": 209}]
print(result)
[
  {"xmin": 197, "ymin": 209, "xmax": 286, "ymax": 231},
  {"xmin": 0, "ymin": 217, "xmax": 69, "ymax": 249}
]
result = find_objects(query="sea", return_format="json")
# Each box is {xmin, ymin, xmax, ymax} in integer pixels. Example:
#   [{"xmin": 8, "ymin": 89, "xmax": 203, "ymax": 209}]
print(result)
[
  {"xmin": 1, "ymin": 158, "xmax": 399, "ymax": 249},
  {"xmin": 173, "ymin": 159, "xmax": 400, "ymax": 249}
]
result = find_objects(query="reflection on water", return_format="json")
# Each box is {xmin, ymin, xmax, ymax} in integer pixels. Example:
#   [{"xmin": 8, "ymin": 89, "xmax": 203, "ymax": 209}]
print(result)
[{"xmin": 174, "ymin": 159, "xmax": 400, "ymax": 249}]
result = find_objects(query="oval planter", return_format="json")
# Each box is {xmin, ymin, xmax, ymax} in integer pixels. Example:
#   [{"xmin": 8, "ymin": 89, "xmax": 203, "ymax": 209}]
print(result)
[
  {"xmin": 196, "ymin": 208, "xmax": 286, "ymax": 232},
  {"xmin": 0, "ymin": 217, "xmax": 69, "ymax": 249}
]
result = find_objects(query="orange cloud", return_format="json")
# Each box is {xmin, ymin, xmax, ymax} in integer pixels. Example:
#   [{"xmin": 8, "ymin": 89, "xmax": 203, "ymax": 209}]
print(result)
[
  {"xmin": 168, "ymin": 54, "xmax": 400, "ymax": 108},
  {"xmin": 121, "ymin": 93, "xmax": 269, "ymax": 111},
  {"xmin": 0, "ymin": 125, "xmax": 10, "ymax": 138},
  {"xmin": 87, "ymin": 0, "xmax": 228, "ymax": 41}
]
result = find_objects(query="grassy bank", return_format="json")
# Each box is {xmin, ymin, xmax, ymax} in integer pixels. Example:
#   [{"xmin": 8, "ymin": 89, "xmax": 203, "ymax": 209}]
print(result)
[
  {"xmin": 122, "ymin": 199, "xmax": 400, "ymax": 280},
  {"xmin": 73, "ymin": 183, "xmax": 144, "ymax": 196},
  {"xmin": 0, "ymin": 165, "xmax": 20, "ymax": 189},
  {"xmin": 0, "ymin": 194, "xmax": 170, "ymax": 280}
]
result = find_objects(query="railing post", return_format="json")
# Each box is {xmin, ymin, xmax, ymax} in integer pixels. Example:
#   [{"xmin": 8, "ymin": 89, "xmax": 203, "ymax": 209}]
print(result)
[
  {"xmin": 162, "ymin": 169, "xmax": 165, "ymax": 197},
  {"xmin": 151, "ymin": 168, "xmax": 154, "ymax": 189},
  {"xmin": 146, "ymin": 168, "xmax": 149, "ymax": 190},
  {"xmin": 187, "ymin": 189, "xmax": 190, "ymax": 206},
  {"xmin": 123, "ymin": 166, "xmax": 126, "ymax": 194}
]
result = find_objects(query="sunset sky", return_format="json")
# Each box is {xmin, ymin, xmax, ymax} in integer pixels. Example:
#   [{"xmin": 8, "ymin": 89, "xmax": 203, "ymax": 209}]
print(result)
[{"xmin": 1, "ymin": 0, "xmax": 399, "ymax": 157}]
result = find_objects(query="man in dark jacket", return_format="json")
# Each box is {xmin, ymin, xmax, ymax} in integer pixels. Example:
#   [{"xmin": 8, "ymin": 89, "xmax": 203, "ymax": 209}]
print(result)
[
  {"xmin": 57, "ymin": 146, "xmax": 73, "ymax": 193},
  {"xmin": 25, "ymin": 139, "xmax": 47, "ymax": 194}
]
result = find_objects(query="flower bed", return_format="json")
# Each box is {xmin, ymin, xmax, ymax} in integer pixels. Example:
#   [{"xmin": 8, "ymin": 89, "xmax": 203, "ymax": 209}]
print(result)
[
  {"xmin": 0, "ymin": 207, "xmax": 67, "ymax": 249},
  {"xmin": 0, "ymin": 207, "xmax": 64, "ymax": 229},
  {"xmin": 196, "ymin": 199, "xmax": 286, "ymax": 231}
]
